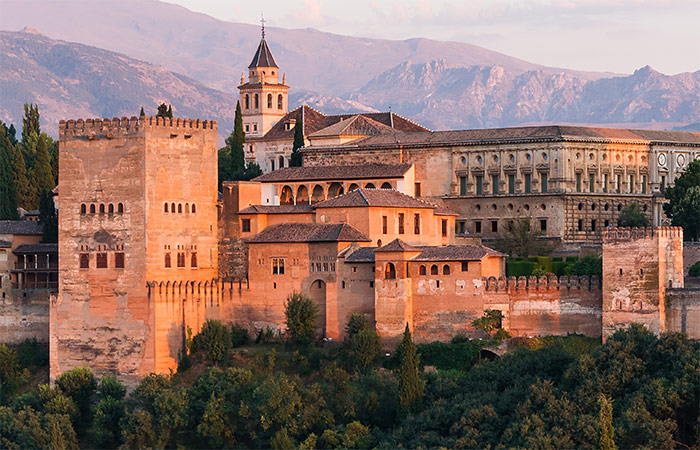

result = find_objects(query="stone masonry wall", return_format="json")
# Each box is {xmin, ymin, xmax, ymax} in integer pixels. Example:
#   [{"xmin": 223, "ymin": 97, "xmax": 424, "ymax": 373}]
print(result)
[{"xmin": 0, "ymin": 290, "xmax": 49, "ymax": 343}]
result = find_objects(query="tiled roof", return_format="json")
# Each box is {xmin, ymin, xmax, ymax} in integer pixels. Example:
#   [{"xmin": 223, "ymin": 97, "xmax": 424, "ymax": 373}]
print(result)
[
  {"xmin": 0, "ymin": 221, "xmax": 43, "ymax": 235},
  {"xmin": 238, "ymin": 205, "xmax": 315, "ymax": 214},
  {"xmin": 248, "ymin": 38, "xmax": 278, "ymax": 68},
  {"xmin": 308, "ymin": 115, "xmax": 396, "ymax": 139},
  {"xmin": 0, "ymin": 240, "xmax": 11, "ymax": 247},
  {"xmin": 412, "ymin": 245, "xmax": 505, "ymax": 261},
  {"xmin": 344, "ymin": 247, "xmax": 376, "ymax": 263},
  {"xmin": 375, "ymin": 239, "xmax": 421, "ymax": 253},
  {"xmin": 330, "ymin": 112, "xmax": 430, "ymax": 133},
  {"xmin": 253, "ymin": 164, "xmax": 412, "ymax": 182},
  {"xmin": 13, "ymin": 243, "xmax": 58, "ymax": 254},
  {"xmin": 246, "ymin": 223, "xmax": 371, "ymax": 243},
  {"xmin": 303, "ymin": 125, "xmax": 700, "ymax": 151},
  {"xmin": 315, "ymin": 188, "xmax": 437, "ymax": 209}
]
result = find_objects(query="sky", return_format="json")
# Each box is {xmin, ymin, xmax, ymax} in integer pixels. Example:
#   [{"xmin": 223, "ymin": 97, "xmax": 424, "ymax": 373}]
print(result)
[{"xmin": 163, "ymin": 0, "xmax": 700, "ymax": 75}]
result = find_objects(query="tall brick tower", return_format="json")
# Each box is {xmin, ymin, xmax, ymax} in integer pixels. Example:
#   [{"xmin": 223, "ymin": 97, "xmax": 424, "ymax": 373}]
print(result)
[
  {"xmin": 601, "ymin": 226, "xmax": 684, "ymax": 341},
  {"xmin": 238, "ymin": 22, "xmax": 289, "ymax": 140},
  {"xmin": 52, "ymin": 116, "xmax": 218, "ymax": 383}
]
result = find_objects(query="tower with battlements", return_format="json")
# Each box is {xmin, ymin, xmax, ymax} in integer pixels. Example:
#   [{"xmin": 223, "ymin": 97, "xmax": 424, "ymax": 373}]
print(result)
[{"xmin": 51, "ymin": 116, "xmax": 219, "ymax": 383}]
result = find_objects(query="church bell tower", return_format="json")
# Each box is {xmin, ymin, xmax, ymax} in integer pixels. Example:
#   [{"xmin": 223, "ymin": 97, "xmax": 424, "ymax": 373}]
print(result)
[{"xmin": 238, "ymin": 18, "xmax": 289, "ymax": 139}]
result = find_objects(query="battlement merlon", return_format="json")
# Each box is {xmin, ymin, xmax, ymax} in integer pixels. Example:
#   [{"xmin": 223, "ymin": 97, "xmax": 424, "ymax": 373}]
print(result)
[
  {"xmin": 58, "ymin": 116, "xmax": 218, "ymax": 139},
  {"xmin": 601, "ymin": 226, "xmax": 683, "ymax": 243}
]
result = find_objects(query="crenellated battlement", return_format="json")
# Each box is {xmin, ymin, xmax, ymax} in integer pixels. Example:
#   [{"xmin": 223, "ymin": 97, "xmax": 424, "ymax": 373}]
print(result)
[
  {"xmin": 602, "ymin": 226, "xmax": 683, "ymax": 243},
  {"xmin": 59, "ymin": 115, "xmax": 218, "ymax": 138},
  {"xmin": 482, "ymin": 275, "xmax": 601, "ymax": 292}
]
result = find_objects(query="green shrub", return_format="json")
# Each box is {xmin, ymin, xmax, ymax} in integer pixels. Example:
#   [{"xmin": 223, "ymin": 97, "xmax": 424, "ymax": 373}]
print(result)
[
  {"xmin": 54, "ymin": 367, "xmax": 96, "ymax": 420},
  {"xmin": 552, "ymin": 256, "xmax": 563, "ymax": 262},
  {"xmin": 552, "ymin": 261, "xmax": 568, "ymax": 276},
  {"xmin": 506, "ymin": 260, "xmax": 536, "ymax": 277},
  {"xmin": 565, "ymin": 254, "xmax": 602, "ymax": 276},
  {"xmin": 98, "ymin": 375, "xmax": 126, "ymax": 401},
  {"xmin": 689, "ymin": 261, "xmax": 700, "ymax": 277},
  {"xmin": 193, "ymin": 320, "xmax": 231, "ymax": 365},
  {"xmin": 535, "ymin": 256, "xmax": 552, "ymax": 273},
  {"xmin": 566, "ymin": 255, "xmax": 579, "ymax": 263},
  {"xmin": 345, "ymin": 313, "xmax": 370, "ymax": 338},
  {"xmin": 472, "ymin": 309, "xmax": 504, "ymax": 335},
  {"xmin": 284, "ymin": 292, "xmax": 319, "ymax": 346},
  {"xmin": 417, "ymin": 341, "xmax": 481, "ymax": 371},
  {"xmin": 231, "ymin": 323, "xmax": 250, "ymax": 347},
  {"xmin": 352, "ymin": 329, "xmax": 381, "ymax": 372}
]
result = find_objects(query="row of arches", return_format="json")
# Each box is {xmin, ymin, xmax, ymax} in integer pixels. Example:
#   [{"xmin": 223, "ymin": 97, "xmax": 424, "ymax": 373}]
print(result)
[
  {"xmin": 80, "ymin": 203, "xmax": 124, "ymax": 215},
  {"xmin": 244, "ymin": 93, "xmax": 283, "ymax": 111},
  {"xmin": 279, "ymin": 181, "xmax": 393, "ymax": 205},
  {"xmin": 164, "ymin": 202, "xmax": 196, "ymax": 214},
  {"xmin": 384, "ymin": 263, "xmax": 451, "ymax": 279}
]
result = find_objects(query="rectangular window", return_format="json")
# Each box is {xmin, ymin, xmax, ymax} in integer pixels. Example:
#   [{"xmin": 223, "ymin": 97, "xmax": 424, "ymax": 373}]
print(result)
[
  {"xmin": 414, "ymin": 182, "xmax": 421, "ymax": 197},
  {"xmin": 79, "ymin": 253, "xmax": 89, "ymax": 269},
  {"xmin": 461, "ymin": 261, "xmax": 469, "ymax": 272},
  {"xmin": 191, "ymin": 252, "xmax": 197, "ymax": 268},
  {"xmin": 398, "ymin": 213, "xmax": 404, "ymax": 234},
  {"xmin": 474, "ymin": 221, "xmax": 481, "ymax": 233},
  {"xmin": 459, "ymin": 176, "xmax": 467, "ymax": 195},
  {"xmin": 241, "ymin": 218, "xmax": 251, "ymax": 233},
  {"xmin": 603, "ymin": 173, "xmax": 608, "ymax": 193},
  {"xmin": 272, "ymin": 258, "xmax": 285, "ymax": 275},
  {"xmin": 524, "ymin": 174, "xmax": 531, "ymax": 193},
  {"xmin": 114, "ymin": 252, "xmax": 125, "ymax": 269},
  {"xmin": 177, "ymin": 252, "xmax": 185, "ymax": 268},
  {"xmin": 382, "ymin": 215, "xmax": 388, "ymax": 234},
  {"xmin": 629, "ymin": 174, "xmax": 634, "ymax": 193},
  {"xmin": 661, "ymin": 175, "xmax": 666, "ymax": 192},
  {"xmin": 604, "ymin": 219, "xmax": 610, "ymax": 227},
  {"xmin": 441, "ymin": 219, "xmax": 447, "ymax": 237},
  {"xmin": 323, "ymin": 263, "xmax": 329, "ymax": 272},
  {"xmin": 369, "ymin": 281, "xmax": 374, "ymax": 288},
  {"xmin": 641, "ymin": 175, "xmax": 647, "ymax": 194},
  {"xmin": 475, "ymin": 175, "xmax": 482, "ymax": 195},
  {"xmin": 540, "ymin": 173, "xmax": 548, "ymax": 193},
  {"xmin": 245, "ymin": 124, "xmax": 250, "ymax": 133},
  {"xmin": 590, "ymin": 173, "xmax": 596, "ymax": 193},
  {"xmin": 508, "ymin": 174, "xmax": 515, "ymax": 194},
  {"xmin": 491, "ymin": 220, "xmax": 498, "ymax": 233},
  {"xmin": 271, "ymin": 160, "xmax": 275, "ymax": 171},
  {"xmin": 253, "ymin": 123, "xmax": 258, "ymax": 132},
  {"xmin": 616, "ymin": 174, "xmax": 621, "ymax": 193},
  {"xmin": 457, "ymin": 221, "xmax": 466, "ymax": 234},
  {"xmin": 414, "ymin": 213, "xmax": 420, "ymax": 234},
  {"xmin": 165, "ymin": 253, "xmax": 171, "ymax": 268},
  {"xmin": 492, "ymin": 175, "xmax": 499, "ymax": 194},
  {"xmin": 316, "ymin": 262, "xmax": 321, "ymax": 272},
  {"xmin": 578, "ymin": 219, "xmax": 583, "ymax": 232},
  {"xmin": 96, "ymin": 253, "xmax": 107, "ymax": 269},
  {"xmin": 591, "ymin": 219, "xmax": 596, "ymax": 232},
  {"xmin": 540, "ymin": 219, "xmax": 547, "ymax": 232},
  {"xmin": 576, "ymin": 173, "xmax": 582, "ymax": 192}
]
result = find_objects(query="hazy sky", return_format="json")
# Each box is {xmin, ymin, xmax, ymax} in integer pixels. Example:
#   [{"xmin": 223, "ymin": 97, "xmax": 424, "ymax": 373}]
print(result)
[{"xmin": 163, "ymin": 0, "xmax": 699, "ymax": 75}]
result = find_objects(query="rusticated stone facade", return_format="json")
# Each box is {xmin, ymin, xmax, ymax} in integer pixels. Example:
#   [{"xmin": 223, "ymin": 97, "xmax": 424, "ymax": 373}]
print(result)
[{"xmin": 52, "ymin": 116, "xmax": 219, "ymax": 383}]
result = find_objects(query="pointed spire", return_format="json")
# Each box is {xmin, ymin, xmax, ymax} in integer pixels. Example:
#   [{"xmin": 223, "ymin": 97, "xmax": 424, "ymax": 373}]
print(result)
[{"xmin": 248, "ymin": 35, "xmax": 278, "ymax": 68}]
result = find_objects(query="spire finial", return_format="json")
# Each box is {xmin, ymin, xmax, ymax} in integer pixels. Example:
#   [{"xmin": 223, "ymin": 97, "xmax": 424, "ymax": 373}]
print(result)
[{"xmin": 260, "ymin": 13, "xmax": 266, "ymax": 39}]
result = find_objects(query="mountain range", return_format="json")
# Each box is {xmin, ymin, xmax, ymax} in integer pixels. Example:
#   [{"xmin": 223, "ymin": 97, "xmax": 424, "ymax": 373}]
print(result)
[{"xmin": 0, "ymin": 0, "xmax": 698, "ymax": 137}]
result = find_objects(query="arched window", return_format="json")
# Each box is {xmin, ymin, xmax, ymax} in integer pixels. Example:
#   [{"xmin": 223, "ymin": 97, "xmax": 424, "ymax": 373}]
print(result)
[
  {"xmin": 245, "ymin": 94, "xmax": 249, "ymax": 109},
  {"xmin": 365, "ymin": 183, "xmax": 375, "ymax": 189},
  {"xmin": 191, "ymin": 204, "xmax": 196, "ymax": 213},
  {"xmin": 171, "ymin": 203, "xmax": 176, "ymax": 213},
  {"xmin": 348, "ymin": 183, "xmax": 359, "ymax": 191},
  {"xmin": 254, "ymin": 94, "xmax": 259, "ymax": 109},
  {"xmin": 80, "ymin": 204, "xmax": 86, "ymax": 215},
  {"xmin": 419, "ymin": 265, "xmax": 426, "ymax": 276},
  {"xmin": 385, "ymin": 263, "xmax": 396, "ymax": 280},
  {"xmin": 90, "ymin": 204, "xmax": 95, "ymax": 214},
  {"xmin": 267, "ymin": 94, "xmax": 273, "ymax": 109},
  {"xmin": 185, "ymin": 203, "xmax": 190, "ymax": 213},
  {"xmin": 164, "ymin": 203, "xmax": 168, "ymax": 213},
  {"xmin": 311, "ymin": 185, "xmax": 325, "ymax": 204},
  {"xmin": 430, "ymin": 264, "xmax": 438, "ymax": 275},
  {"xmin": 280, "ymin": 186, "xmax": 294, "ymax": 205},
  {"xmin": 178, "ymin": 204, "xmax": 182, "ymax": 213},
  {"xmin": 117, "ymin": 203, "xmax": 124, "ymax": 213},
  {"xmin": 328, "ymin": 182, "xmax": 344, "ymax": 198},
  {"xmin": 381, "ymin": 182, "xmax": 392, "ymax": 189},
  {"xmin": 279, "ymin": 155, "xmax": 285, "ymax": 168},
  {"xmin": 108, "ymin": 204, "xmax": 113, "ymax": 214},
  {"xmin": 443, "ymin": 264, "xmax": 451, "ymax": 275},
  {"xmin": 99, "ymin": 204, "xmax": 105, "ymax": 214},
  {"xmin": 277, "ymin": 94, "xmax": 283, "ymax": 109},
  {"xmin": 296, "ymin": 185, "xmax": 309, "ymax": 204}
]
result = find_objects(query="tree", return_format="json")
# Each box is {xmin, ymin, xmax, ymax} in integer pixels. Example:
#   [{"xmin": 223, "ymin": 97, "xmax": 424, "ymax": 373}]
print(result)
[
  {"xmin": 284, "ymin": 292, "xmax": 319, "ymax": 346},
  {"xmin": 192, "ymin": 320, "xmax": 231, "ymax": 365},
  {"xmin": 156, "ymin": 103, "xmax": 173, "ymax": 118},
  {"xmin": 10, "ymin": 132, "xmax": 32, "ymax": 209},
  {"xmin": 664, "ymin": 159, "xmax": 700, "ymax": 241},
  {"xmin": 617, "ymin": 202, "xmax": 649, "ymax": 228},
  {"xmin": 38, "ymin": 190, "xmax": 57, "ymax": 243},
  {"xmin": 0, "ymin": 124, "xmax": 19, "ymax": 220},
  {"xmin": 21, "ymin": 103, "xmax": 40, "ymax": 146},
  {"xmin": 228, "ymin": 101, "xmax": 246, "ymax": 176},
  {"xmin": 598, "ymin": 393, "xmax": 616, "ymax": 450},
  {"xmin": 139, "ymin": 106, "xmax": 145, "ymax": 117},
  {"xmin": 494, "ymin": 217, "xmax": 552, "ymax": 258},
  {"xmin": 397, "ymin": 324, "xmax": 423, "ymax": 415},
  {"xmin": 472, "ymin": 309, "xmax": 504, "ymax": 336},
  {"xmin": 290, "ymin": 114, "xmax": 304, "ymax": 167},
  {"xmin": 54, "ymin": 367, "xmax": 97, "ymax": 423},
  {"xmin": 352, "ymin": 329, "xmax": 381, "ymax": 372}
]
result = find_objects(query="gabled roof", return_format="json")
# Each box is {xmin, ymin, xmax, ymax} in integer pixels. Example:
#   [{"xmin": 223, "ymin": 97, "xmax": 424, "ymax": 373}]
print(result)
[
  {"xmin": 253, "ymin": 164, "xmax": 412, "ymax": 183},
  {"xmin": 314, "ymin": 188, "xmax": 437, "ymax": 209},
  {"xmin": 13, "ymin": 243, "xmax": 58, "ymax": 254},
  {"xmin": 412, "ymin": 245, "xmax": 505, "ymax": 261},
  {"xmin": 344, "ymin": 247, "xmax": 376, "ymax": 263},
  {"xmin": 375, "ymin": 239, "xmax": 421, "ymax": 253},
  {"xmin": 246, "ymin": 223, "xmax": 370, "ymax": 243},
  {"xmin": 0, "ymin": 221, "xmax": 43, "ymax": 235},
  {"xmin": 307, "ymin": 115, "xmax": 396, "ymax": 139},
  {"xmin": 238, "ymin": 204, "xmax": 314, "ymax": 215},
  {"xmin": 248, "ymin": 38, "xmax": 278, "ymax": 68}
]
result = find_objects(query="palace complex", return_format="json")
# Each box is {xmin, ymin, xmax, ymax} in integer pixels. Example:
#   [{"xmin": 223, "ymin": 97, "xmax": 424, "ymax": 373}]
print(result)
[{"xmin": 0, "ymin": 32, "xmax": 697, "ymax": 383}]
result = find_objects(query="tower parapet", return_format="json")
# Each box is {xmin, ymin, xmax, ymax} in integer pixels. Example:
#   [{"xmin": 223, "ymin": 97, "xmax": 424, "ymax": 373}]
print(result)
[{"xmin": 59, "ymin": 116, "xmax": 217, "ymax": 139}]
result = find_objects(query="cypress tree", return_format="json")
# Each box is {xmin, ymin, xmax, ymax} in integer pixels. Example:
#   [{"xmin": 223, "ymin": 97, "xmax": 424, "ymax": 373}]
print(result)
[
  {"xmin": 7, "ymin": 124, "xmax": 18, "ymax": 146},
  {"xmin": 139, "ymin": 106, "xmax": 145, "ymax": 117},
  {"xmin": 31, "ymin": 133, "xmax": 55, "ymax": 203},
  {"xmin": 21, "ymin": 103, "xmax": 40, "ymax": 145},
  {"xmin": 156, "ymin": 103, "xmax": 168, "ymax": 118},
  {"xmin": 166, "ymin": 105, "xmax": 173, "ymax": 118},
  {"xmin": 0, "ymin": 124, "xmax": 19, "ymax": 220},
  {"xmin": 39, "ymin": 190, "xmax": 58, "ymax": 243},
  {"xmin": 397, "ymin": 324, "xmax": 424, "ymax": 415},
  {"xmin": 227, "ymin": 101, "xmax": 246, "ymax": 177},
  {"xmin": 290, "ymin": 114, "xmax": 304, "ymax": 167},
  {"xmin": 597, "ymin": 393, "xmax": 616, "ymax": 450},
  {"xmin": 10, "ymin": 137, "xmax": 33, "ymax": 209}
]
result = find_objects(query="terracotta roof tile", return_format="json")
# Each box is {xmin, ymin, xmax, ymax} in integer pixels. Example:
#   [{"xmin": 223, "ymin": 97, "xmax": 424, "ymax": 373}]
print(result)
[
  {"xmin": 253, "ymin": 164, "xmax": 412, "ymax": 182},
  {"xmin": 307, "ymin": 115, "xmax": 396, "ymax": 139},
  {"xmin": 246, "ymin": 223, "xmax": 370, "ymax": 243},
  {"xmin": 238, "ymin": 205, "xmax": 314, "ymax": 214},
  {"xmin": 315, "ymin": 188, "xmax": 437, "ymax": 209},
  {"xmin": 0, "ymin": 221, "xmax": 43, "ymax": 235},
  {"xmin": 13, "ymin": 243, "xmax": 58, "ymax": 254},
  {"xmin": 248, "ymin": 38, "xmax": 278, "ymax": 68},
  {"xmin": 344, "ymin": 247, "xmax": 376, "ymax": 263},
  {"xmin": 375, "ymin": 239, "xmax": 421, "ymax": 252},
  {"xmin": 412, "ymin": 245, "xmax": 505, "ymax": 261}
]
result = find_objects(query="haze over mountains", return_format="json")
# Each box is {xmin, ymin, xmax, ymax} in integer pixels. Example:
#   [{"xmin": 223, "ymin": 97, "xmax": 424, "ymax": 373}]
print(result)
[{"xmin": 0, "ymin": 0, "xmax": 698, "ymax": 137}]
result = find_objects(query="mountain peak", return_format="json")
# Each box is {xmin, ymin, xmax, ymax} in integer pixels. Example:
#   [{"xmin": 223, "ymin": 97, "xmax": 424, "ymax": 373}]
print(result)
[{"xmin": 19, "ymin": 26, "xmax": 43, "ymax": 35}]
